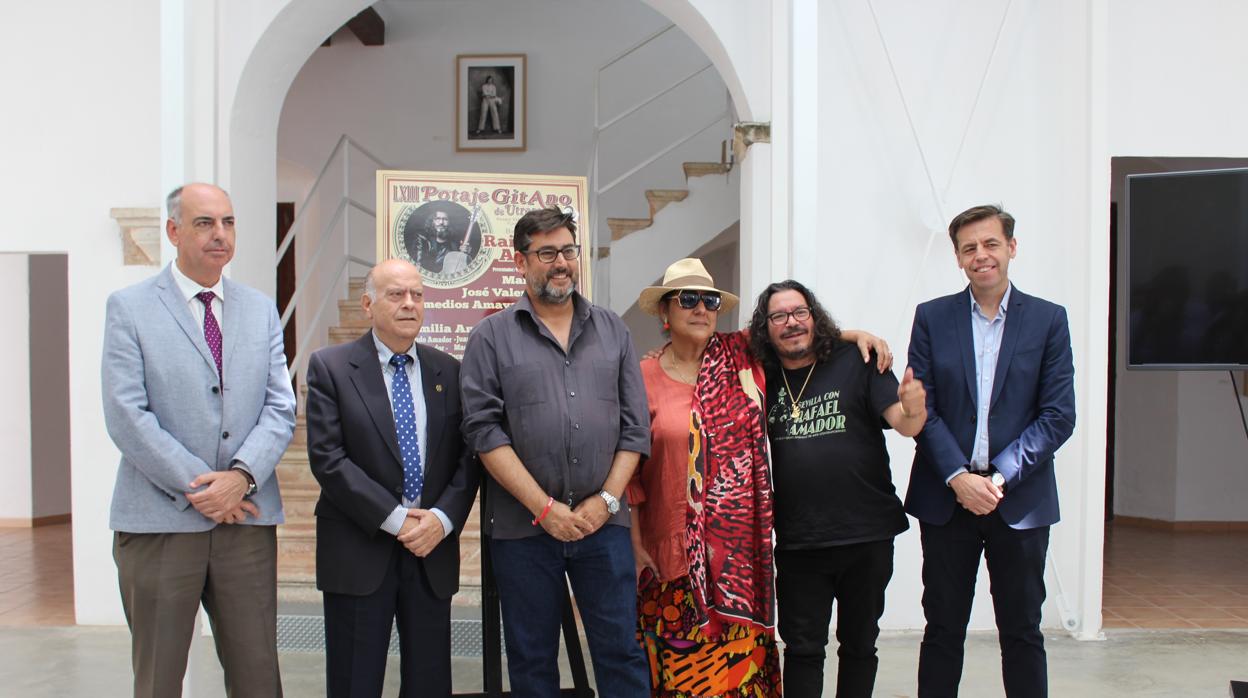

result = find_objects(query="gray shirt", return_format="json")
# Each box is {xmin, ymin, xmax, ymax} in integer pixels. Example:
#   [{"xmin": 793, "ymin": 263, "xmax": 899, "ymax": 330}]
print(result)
[{"xmin": 460, "ymin": 291, "xmax": 650, "ymax": 539}]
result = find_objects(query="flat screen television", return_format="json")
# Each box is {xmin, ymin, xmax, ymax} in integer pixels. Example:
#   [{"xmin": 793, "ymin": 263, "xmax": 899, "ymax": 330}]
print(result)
[{"xmin": 1127, "ymin": 168, "xmax": 1248, "ymax": 369}]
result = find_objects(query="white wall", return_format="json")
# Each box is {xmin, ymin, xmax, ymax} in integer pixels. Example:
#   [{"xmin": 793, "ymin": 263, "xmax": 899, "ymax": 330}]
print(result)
[
  {"xmin": 20, "ymin": 0, "xmax": 1246, "ymax": 631},
  {"xmin": 812, "ymin": 0, "xmax": 1107, "ymax": 633},
  {"xmin": 0, "ymin": 255, "xmax": 33, "ymax": 521},
  {"xmin": 1, "ymin": 0, "xmax": 162, "ymax": 621}
]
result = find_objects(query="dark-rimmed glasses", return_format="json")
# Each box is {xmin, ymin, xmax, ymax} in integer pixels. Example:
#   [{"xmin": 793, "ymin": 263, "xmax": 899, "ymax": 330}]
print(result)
[
  {"xmin": 767, "ymin": 306, "xmax": 811, "ymax": 325},
  {"xmin": 521, "ymin": 245, "xmax": 581, "ymax": 263},
  {"xmin": 666, "ymin": 290, "xmax": 722, "ymax": 311}
]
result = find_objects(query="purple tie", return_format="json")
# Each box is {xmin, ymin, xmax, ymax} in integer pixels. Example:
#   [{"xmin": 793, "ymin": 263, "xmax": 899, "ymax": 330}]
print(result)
[{"xmin": 196, "ymin": 291, "xmax": 223, "ymax": 384}]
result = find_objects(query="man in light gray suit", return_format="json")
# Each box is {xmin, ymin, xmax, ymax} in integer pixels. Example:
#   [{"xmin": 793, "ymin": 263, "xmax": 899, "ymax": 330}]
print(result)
[{"xmin": 103, "ymin": 182, "xmax": 296, "ymax": 697}]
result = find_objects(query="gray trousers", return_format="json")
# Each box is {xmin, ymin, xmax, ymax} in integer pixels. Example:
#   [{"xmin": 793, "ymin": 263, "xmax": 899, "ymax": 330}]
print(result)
[{"xmin": 114, "ymin": 525, "xmax": 282, "ymax": 698}]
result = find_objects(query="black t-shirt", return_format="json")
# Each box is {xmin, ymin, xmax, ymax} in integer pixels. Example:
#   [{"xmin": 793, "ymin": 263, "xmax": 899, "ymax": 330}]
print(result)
[{"xmin": 766, "ymin": 341, "xmax": 910, "ymax": 549}]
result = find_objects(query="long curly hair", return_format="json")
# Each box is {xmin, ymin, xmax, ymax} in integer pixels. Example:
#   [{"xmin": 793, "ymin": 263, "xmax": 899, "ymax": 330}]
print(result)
[{"xmin": 747, "ymin": 279, "xmax": 842, "ymax": 370}]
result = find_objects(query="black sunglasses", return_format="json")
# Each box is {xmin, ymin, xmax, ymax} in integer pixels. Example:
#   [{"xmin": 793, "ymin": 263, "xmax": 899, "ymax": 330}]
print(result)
[{"xmin": 666, "ymin": 289, "xmax": 722, "ymax": 311}]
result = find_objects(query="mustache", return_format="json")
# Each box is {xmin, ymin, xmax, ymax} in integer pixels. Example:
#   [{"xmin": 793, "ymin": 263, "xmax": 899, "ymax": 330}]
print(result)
[{"xmin": 781, "ymin": 327, "xmax": 807, "ymax": 339}]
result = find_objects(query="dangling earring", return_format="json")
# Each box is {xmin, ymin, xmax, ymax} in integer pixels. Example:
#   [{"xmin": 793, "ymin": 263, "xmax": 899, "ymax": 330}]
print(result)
[{"xmin": 662, "ymin": 317, "xmax": 670, "ymax": 331}]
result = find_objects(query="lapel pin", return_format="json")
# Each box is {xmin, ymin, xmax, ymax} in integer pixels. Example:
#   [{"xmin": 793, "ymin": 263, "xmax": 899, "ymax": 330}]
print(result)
[{"xmin": 435, "ymin": 384, "xmax": 443, "ymax": 392}]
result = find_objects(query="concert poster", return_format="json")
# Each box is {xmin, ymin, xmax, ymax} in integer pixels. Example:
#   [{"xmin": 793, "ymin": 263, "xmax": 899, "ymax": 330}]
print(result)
[{"xmin": 375, "ymin": 170, "xmax": 591, "ymax": 358}]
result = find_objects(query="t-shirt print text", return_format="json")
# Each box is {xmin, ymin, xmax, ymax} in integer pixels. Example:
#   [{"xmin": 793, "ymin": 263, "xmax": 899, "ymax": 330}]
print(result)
[{"xmin": 770, "ymin": 388, "xmax": 845, "ymax": 439}]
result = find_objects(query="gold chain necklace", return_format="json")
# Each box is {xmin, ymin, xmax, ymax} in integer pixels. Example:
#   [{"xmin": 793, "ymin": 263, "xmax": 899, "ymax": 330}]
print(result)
[
  {"xmin": 663, "ymin": 349, "xmax": 699, "ymax": 384},
  {"xmin": 782, "ymin": 362, "xmax": 816, "ymax": 420}
]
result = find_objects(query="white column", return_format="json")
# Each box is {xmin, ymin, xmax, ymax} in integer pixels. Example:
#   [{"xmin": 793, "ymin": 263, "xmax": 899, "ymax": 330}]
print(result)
[
  {"xmin": 766, "ymin": 0, "xmax": 793, "ymax": 285},
  {"xmin": 739, "ymin": 143, "xmax": 774, "ymax": 326},
  {"xmin": 789, "ymin": 0, "xmax": 820, "ymax": 285},
  {"xmin": 159, "ymin": 0, "xmax": 186, "ymax": 263},
  {"xmin": 1075, "ymin": 0, "xmax": 1110, "ymax": 642}
]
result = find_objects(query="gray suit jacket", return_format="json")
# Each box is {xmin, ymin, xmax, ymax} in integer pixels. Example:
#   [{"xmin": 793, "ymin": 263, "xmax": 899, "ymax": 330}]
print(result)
[{"xmin": 103, "ymin": 264, "xmax": 296, "ymax": 532}]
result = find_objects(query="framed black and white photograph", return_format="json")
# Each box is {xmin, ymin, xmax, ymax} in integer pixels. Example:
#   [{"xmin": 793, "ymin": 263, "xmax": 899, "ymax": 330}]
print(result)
[{"xmin": 456, "ymin": 54, "xmax": 526, "ymax": 152}]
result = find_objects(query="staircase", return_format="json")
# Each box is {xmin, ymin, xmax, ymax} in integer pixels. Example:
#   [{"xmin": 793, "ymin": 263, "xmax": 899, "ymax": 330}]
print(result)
[
  {"xmin": 605, "ymin": 157, "xmax": 739, "ymax": 317},
  {"xmin": 275, "ymin": 277, "xmax": 483, "ymax": 605}
]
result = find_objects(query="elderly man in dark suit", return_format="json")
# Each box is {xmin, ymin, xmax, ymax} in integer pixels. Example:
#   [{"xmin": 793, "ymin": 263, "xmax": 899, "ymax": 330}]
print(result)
[
  {"xmin": 305, "ymin": 258, "xmax": 479, "ymax": 697},
  {"xmin": 906, "ymin": 204, "xmax": 1076, "ymax": 698},
  {"xmin": 103, "ymin": 182, "xmax": 296, "ymax": 697}
]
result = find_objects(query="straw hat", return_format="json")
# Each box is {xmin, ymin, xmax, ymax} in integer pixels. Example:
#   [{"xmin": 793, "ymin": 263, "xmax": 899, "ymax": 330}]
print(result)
[{"xmin": 637, "ymin": 258, "xmax": 739, "ymax": 316}]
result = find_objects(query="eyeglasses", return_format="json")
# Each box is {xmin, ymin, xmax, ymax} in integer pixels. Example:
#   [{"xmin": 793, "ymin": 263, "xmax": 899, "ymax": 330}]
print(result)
[
  {"xmin": 521, "ymin": 245, "xmax": 581, "ymax": 263},
  {"xmin": 666, "ymin": 290, "xmax": 722, "ymax": 311},
  {"xmin": 767, "ymin": 306, "xmax": 812, "ymax": 325}
]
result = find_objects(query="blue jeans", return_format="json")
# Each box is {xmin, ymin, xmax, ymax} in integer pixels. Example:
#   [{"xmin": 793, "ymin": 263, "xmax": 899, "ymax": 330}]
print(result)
[{"xmin": 489, "ymin": 525, "xmax": 649, "ymax": 698}]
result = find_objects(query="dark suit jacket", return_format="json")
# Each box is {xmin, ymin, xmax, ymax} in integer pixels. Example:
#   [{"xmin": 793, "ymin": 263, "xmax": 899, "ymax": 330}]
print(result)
[
  {"xmin": 306, "ymin": 331, "xmax": 479, "ymax": 598},
  {"xmin": 905, "ymin": 286, "xmax": 1076, "ymax": 530}
]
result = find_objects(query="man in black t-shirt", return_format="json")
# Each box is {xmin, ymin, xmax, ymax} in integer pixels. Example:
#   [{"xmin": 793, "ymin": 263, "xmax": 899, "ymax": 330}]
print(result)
[{"xmin": 748, "ymin": 280, "xmax": 927, "ymax": 698}]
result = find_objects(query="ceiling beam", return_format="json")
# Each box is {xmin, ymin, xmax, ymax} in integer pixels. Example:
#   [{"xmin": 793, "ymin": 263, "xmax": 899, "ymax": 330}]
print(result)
[{"xmin": 346, "ymin": 7, "xmax": 385, "ymax": 46}]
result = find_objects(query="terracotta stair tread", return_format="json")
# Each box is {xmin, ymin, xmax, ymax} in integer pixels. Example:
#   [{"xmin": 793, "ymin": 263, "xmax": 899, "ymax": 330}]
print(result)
[
  {"xmin": 683, "ymin": 161, "xmax": 731, "ymax": 178},
  {"xmin": 607, "ymin": 217, "xmax": 653, "ymax": 241},
  {"xmin": 646, "ymin": 189, "xmax": 689, "ymax": 218}
]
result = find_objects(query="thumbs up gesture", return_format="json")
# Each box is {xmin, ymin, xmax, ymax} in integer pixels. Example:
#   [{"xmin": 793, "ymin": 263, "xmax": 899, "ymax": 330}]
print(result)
[{"xmin": 898, "ymin": 367, "xmax": 926, "ymax": 419}]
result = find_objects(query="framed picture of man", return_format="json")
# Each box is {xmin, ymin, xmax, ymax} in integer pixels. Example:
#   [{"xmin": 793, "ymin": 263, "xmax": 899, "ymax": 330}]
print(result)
[{"xmin": 456, "ymin": 54, "xmax": 526, "ymax": 152}]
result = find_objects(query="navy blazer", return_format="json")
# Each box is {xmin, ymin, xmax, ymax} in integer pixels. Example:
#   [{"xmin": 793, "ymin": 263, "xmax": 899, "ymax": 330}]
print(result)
[
  {"xmin": 904, "ymin": 286, "xmax": 1076, "ymax": 530},
  {"xmin": 305, "ymin": 331, "xmax": 480, "ymax": 598}
]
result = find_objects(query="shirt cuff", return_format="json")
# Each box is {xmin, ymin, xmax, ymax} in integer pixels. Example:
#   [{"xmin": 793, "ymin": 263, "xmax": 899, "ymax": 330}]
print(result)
[
  {"xmin": 945, "ymin": 467, "xmax": 969, "ymax": 487},
  {"xmin": 430, "ymin": 508, "xmax": 453, "ymax": 539},
  {"xmin": 229, "ymin": 460, "xmax": 253, "ymax": 477},
  {"xmin": 380, "ymin": 505, "xmax": 408, "ymax": 536}
]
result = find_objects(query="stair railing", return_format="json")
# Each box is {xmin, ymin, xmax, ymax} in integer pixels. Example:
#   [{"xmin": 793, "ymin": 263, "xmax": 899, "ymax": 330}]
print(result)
[
  {"xmin": 277, "ymin": 134, "xmax": 389, "ymax": 412},
  {"xmin": 588, "ymin": 24, "xmax": 735, "ymax": 303}
]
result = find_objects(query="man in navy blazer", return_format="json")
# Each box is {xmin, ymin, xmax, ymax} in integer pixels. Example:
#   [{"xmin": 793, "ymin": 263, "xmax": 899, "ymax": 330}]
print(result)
[
  {"xmin": 905, "ymin": 204, "xmax": 1075, "ymax": 698},
  {"xmin": 103, "ymin": 183, "xmax": 296, "ymax": 697},
  {"xmin": 305, "ymin": 258, "xmax": 478, "ymax": 697}
]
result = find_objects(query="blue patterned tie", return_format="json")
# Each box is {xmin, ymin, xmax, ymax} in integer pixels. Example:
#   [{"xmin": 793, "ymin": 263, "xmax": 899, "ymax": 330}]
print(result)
[{"xmin": 389, "ymin": 354, "xmax": 423, "ymax": 502}]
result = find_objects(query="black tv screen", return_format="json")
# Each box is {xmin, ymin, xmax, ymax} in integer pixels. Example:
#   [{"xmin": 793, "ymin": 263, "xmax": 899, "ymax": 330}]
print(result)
[{"xmin": 1127, "ymin": 168, "xmax": 1248, "ymax": 369}]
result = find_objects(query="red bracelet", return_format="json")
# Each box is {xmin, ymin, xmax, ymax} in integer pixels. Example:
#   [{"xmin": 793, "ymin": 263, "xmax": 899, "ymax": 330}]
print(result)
[{"xmin": 532, "ymin": 496, "xmax": 555, "ymax": 526}]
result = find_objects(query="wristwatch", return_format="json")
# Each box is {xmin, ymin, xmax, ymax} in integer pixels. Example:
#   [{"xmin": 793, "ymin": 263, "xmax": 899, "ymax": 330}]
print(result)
[
  {"xmin": 233, "ymin": 467, "xmax": 258, "ymax": 497},
  {"xmin": 597, "ymin": 490, "xmax": 620, "ymax": 515},
  {"xmin": 990, "ymin": 471, "xmax": 1006, "ymax": 492}
]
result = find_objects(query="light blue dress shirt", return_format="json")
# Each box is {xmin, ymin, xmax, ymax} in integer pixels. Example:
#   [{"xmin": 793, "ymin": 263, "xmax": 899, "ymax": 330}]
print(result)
[
  {"xmin": 968, "ymin": 284, "xmax": 1011, "ymax": 472},
  {"xmin": 373, "ymin": 334, "xmax": 452, "ymax": 539}
]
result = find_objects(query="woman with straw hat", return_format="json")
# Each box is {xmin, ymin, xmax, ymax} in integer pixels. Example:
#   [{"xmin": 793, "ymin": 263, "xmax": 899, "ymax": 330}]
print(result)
[{"xmin": 626, "ymin": 257, "xmax": 780, "ymax": 696}]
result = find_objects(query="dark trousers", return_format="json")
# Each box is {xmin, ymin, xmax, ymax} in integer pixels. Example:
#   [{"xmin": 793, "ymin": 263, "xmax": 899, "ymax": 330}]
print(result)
[
  {"xmin": 113, "ymin": 525, "xmax": 281, "ymax": 698},
  {"xmin": 918, "ymin": 507, "xmax": 1050, "ymax": 698},
  {"xmin": 776, "ymin": 538, "xmax": 895, "ymax": 698},
  {"xmin": 322, "ymin": 542, "xmax": 452, "ymax": 698},
  {"xmin": 489, "ymin": 525, "xmax": 649, "ymax": 698}
]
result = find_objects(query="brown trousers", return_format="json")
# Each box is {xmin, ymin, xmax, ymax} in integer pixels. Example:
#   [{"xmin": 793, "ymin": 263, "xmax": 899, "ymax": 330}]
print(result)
[{"xmin": 114, "ymin": 525, "xmax": 282, "ymax": 698}]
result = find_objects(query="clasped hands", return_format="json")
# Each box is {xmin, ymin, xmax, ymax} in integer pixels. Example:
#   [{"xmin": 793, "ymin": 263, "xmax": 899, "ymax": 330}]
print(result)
[
  {"xmin": 397, "ymin": 509, "xmax": 448, "ymax": 557},
  {"xmin": 950, "ymin": 471, "xmax": 1004, "ymax": 515},
  {"xmin": 540, "ymin": 497, "xmax": 610, "ymax": 543},
  {"xmin": 186, "ymin": 470, "xmax": 256, "ymax": 524}
]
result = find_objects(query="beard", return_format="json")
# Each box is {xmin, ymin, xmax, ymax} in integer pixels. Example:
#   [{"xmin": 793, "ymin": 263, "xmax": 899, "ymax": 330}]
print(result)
[
  {"xmin": 530, "ymin": 268, "xmax": 577, "ymax": 304},
  {"xmin": 777, "ymin": 343, "xmax": 811, "ymax": 361},
  {"xmin": 775, "ymin": 327, "xmax": 813, "ymax": 361}
]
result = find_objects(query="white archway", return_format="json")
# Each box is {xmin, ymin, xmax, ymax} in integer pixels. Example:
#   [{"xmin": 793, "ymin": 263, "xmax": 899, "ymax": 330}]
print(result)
[
  {"xmin": 225, "ymin": 0, "xmax": 373, "ymax": 296},
  {"xmin": 222, "ymin": 0, "xmax": 760, "ymax": 296}
]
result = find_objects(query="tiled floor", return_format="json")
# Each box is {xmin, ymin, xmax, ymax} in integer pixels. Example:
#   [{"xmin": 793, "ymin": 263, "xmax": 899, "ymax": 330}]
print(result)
[
  {"xmin": 0, "ymin": 523, "xmax": 74, "ymax": 626},
  {"xmin": 6, "ymin": 520, "xmax": 1248, "ymax": 632},
  {"xmin": 1102, "ymin": 521, "xmax": 1248, "ymax": 629}
]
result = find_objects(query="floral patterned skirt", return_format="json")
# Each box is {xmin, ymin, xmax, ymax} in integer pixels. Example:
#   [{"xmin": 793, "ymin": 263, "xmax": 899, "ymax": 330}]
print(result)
[{"xmin": 637, "ymin": 572, "xmax": 782, "ymax": 697}]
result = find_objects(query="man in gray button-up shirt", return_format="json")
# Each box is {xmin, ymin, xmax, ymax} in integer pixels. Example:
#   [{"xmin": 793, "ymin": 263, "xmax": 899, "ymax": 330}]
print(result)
[{"xmin": 461, "ymin": 206, "xmax": 650, "ymax": 697}]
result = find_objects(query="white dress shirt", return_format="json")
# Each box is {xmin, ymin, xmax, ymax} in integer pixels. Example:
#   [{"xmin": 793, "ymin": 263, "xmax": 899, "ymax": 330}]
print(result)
[
  {"xmin": 170, "ymin": 261, "xmax": 255, "ymax": 479},
  {"xmin": 373, "ymin": 333, "xmax": 452, "ymax": 539}
]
